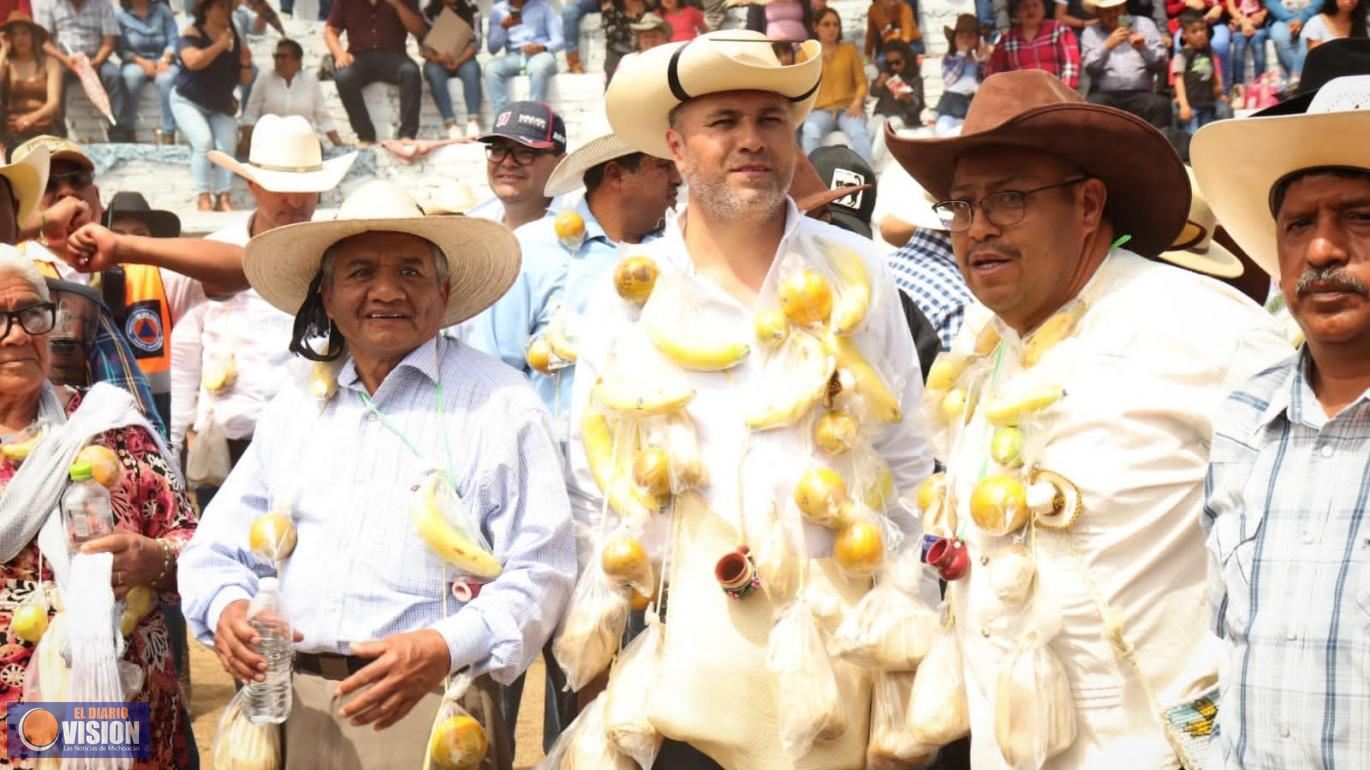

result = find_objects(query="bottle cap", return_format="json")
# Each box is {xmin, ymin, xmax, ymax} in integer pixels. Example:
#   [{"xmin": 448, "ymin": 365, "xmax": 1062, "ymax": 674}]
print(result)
[{"xmin": 69, "ymin": 461, "xmax": 93, "ymax": 481}]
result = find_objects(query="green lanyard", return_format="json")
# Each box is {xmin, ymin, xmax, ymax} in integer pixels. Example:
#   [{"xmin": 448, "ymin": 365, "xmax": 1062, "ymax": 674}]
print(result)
[{"xmin": 355, "ymin": 350, "xmax": 458, "ymax": 488}]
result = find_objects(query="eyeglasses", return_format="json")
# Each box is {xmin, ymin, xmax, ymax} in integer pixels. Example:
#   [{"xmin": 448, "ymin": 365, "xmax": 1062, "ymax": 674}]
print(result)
[
  {"xmin": 0, "ymin": 303, "xmax": 56, "ymax": 338},
  {"xmin": 484, "ymin": 143, "xmax": 549, "ymax": 167},
  {"xmin": 273, "ymin": 52, "xmax": 294, "ymax": 59},
  {"xmin": 885, "ymin": 58, "xmax": 905, "ymax": 67},
  {"xmin": 933, "ymin": 177, "xmax": 1089, "ymax": 232},
  {"xmin": 45, "ymin": 170, "xmax": 93, "ymax": 192}
]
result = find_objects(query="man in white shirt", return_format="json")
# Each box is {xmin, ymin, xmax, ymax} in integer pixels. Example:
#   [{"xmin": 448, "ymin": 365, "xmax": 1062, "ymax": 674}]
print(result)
[
  {"xmin": 567, "ymin": 31, "xmax": 935, "ymax": 769},
  {"xmin": 885, "ymin": 70, "xmax": 1292, "ymax": 770},
  {"xmin": 172, "ymin": 115, "xmax": 357, "ymax": 503},
  {"xmin": 241, "ymin": 39, "xmax": 344, "ymax": 149}
]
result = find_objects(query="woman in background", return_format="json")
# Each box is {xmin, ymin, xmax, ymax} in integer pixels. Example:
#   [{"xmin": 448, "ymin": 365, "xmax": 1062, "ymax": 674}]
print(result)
[{"xmin": 0, "ymin": 11, "xmax": 61, "ymax": 150}]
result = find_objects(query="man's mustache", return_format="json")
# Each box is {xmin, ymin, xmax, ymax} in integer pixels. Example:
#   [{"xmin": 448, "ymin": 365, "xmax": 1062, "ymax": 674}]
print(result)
[{"xmin": 1295, "ymin": 266, "xmax": 1368, "ymax": 297}]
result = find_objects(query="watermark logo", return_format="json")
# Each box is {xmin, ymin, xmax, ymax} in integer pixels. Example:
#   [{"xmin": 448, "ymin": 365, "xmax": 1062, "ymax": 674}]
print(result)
[{"xmin": 7, "ymin": 703, "xmax": 150, "ymax": 760}]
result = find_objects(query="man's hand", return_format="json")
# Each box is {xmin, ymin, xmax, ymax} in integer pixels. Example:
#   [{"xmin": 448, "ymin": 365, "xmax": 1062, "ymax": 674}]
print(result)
[
  {"xmin": 336, "ymin": 629, "xmax": 450, "ymax": 730},
  {"xmin": 66, "ymin": 222, "xmax": 122, "ymax": 272},
  {"xmin": 155, "ymin": 57, "xmax": 172, "ymax": 74},
  {"xmin": 1105, "ymin": 26, "xmax": 1130, "ymax": 48},
  {"xmin": 1178, "ymin": 104, "xmax": 1193, "ymax": 122},
  {"xmin": 212, "ymin": 599, "xmax": 304, "ymax": 684},
  {"xmin": 520, "ymin": 42, "xmax": 543, "ymax": 55},
  {"xmin": 137, "ymin": 57, "xmax": 156, "ymax": 77},
  {"xmin": 38, "ymin": 197, "xmax": 93, "ymax": 254},
  {"xmin": 80, "ymin": 531, "xmax": 163, "ymax": 599},
  {"xmin": 1288, "ymin": 17, "xmax": 1302, "ymax": 35},
  {"xmin": 1129, "ymin": 32, "xmax": 1147, "ymax": 50},
  {"xmin": 500, "ymin": 12, "xmax": 518, "ymax": 28},
  {"xmin": 335, "ymin": 50, "xmax": 355, "ymax": 68}
]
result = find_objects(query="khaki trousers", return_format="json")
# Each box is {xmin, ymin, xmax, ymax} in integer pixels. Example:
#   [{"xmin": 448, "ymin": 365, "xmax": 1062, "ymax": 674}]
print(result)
[{"xmin": 282, "ymin": 671, "xmax": 512, "ymax": 770}]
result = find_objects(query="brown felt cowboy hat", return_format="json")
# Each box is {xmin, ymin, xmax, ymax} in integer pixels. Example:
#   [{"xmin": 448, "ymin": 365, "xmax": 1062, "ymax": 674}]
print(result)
[{"xmin": 886, "ymin": 70, "xmax": 1190, "ymax": 258}]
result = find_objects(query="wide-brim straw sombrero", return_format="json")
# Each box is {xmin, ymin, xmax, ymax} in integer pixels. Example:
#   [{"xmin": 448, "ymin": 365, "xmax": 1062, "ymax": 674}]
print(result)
[
  {"xmin": 244, "ymin": 180, "xmax": 520, "ymax": 327},
  {"xmin": 886, "ymin": 70, "xmax": 1189, "ymax": 258},
  {"xmin": 1158, "ymin": 166, "xmax": 1244, "ymax": 278},
  {"xmin": 606, "ymin": 30, "xmax": 823, "ymax": 159},
  {"xmin": 544, "ymin": 132, "xmax": 642, "ymax": 197},
  {"xmin": 211, "ymin": 114, "xmax": 356, "ymax": 194}
]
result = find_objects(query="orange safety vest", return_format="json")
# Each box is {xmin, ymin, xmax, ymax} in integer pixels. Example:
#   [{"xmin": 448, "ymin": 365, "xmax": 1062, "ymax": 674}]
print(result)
[{"xmin": 31, "ymin": 253, "xmax": 173, "ymax": 391}]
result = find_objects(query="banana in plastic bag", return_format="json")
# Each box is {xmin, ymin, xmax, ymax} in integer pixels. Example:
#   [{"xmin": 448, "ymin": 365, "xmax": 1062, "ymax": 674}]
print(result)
[
  {"xmin": 829, "ymin": 581, "xmax": 939, "ymax": 671},
  {"xmin": 909, "ymin": 625, "xmax": 970, "ymax": 746},
  {"xmin": 411, "ymin": 471, "xmax": 502, "ymax": 579},
  {"xmin": 867, "ymin": 670, "xmax": 935, "ymax": 770}
]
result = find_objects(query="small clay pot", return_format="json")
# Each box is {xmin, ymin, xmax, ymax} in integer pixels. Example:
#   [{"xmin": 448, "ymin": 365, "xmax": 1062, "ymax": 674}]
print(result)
[
  {"xmin": 927, "ymin": 537, "xmax": 970, "ymax": 581},
  {"xmin": 715, "ymin": 546, "xmax": 759, "ymax": 599}
]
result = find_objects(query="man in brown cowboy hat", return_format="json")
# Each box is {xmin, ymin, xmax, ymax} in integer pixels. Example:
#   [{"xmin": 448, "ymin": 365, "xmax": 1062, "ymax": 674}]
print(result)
[{"xmin": 886, "ymin": 70, "xmax": 1291, "ymax": 769}]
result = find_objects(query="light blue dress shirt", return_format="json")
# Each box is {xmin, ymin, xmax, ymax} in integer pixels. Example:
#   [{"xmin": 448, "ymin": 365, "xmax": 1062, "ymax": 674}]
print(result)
[
  {"xmin": 486, "ymin": 0, "xmax": 564, "ymax": 54},
  {"xmin": 178, "ymin": 337, "xmax": 577, "ymax": 683}
]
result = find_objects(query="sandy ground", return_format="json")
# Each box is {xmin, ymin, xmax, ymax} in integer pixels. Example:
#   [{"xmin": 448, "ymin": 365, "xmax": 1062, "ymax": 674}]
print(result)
[{"xmin": 188, "ymin": 639, "xmax": 548, "ymax": 769}]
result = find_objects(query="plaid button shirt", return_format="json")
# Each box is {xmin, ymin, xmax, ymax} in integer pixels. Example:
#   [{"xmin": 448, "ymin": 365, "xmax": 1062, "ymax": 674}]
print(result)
[
  {"xmin": 1204, "ymin": 350, "xmax": 1370, "ymax": 769},
  {"xmin": 886, "ymin": 229, "xmax": 973, "ymax": 351},
  {"xmin": 33, "ymin": 0, "xmax": 120, "ymax": 58},
  {"xmin": 985, "ymin": 19, "xmax": 1081, "ymax": 89}
]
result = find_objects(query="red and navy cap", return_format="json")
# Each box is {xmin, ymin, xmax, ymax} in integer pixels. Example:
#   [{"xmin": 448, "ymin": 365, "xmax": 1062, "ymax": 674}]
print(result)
[{"xmin": 479, "ymin": 101, "xmax": 567, "ymax": 152}]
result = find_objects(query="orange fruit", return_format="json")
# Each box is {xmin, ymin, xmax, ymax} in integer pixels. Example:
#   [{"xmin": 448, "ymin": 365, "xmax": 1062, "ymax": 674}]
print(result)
[
  {"xmin": 632, "ymin": 447, "xmax": 673, "ymax": 498},
  {"xmin": 525, "ymin": 337, "xmax": 553, "ymax": 374},
  {"xmin": 428, "ymin": 713, "xmax": 488, "ymax": 770},
  {"xmin": 601, "ymin": 535, "xmax": 650, "ymax": 584},
  {"xmin": 553, "ymin": 210, "xmax": 585, "ymax": 242},
  {"xmin": 834, "ymin": 518, "xmax": 885, "ymax": 575},
  {"xmin": 969, "ymin": 474, "xmax": 1029, "ymax": 536},
  {"xmin": 248, "ymin": 511, "xmax": 297, "ymax": 561},
  {"xmin": 614, "ymin": 256, "xmax": 659, "ymax": 303},
  {"xmin": 630, "ymin": 586, "xmax": 656, "ymax": 611},
  {"xmin": 794, "ymin": 467, "xmax": 847, "ymax": 527},
  {"xmin": 76, "ymin": 445, "xmax": 121, "ymax": 489},
  {"xmin": 778, "ymin": 269, "xmax": 833, "ymax": 327},
  {"xmin": 813, "ymin": 411, "xmax": 860, "ymax": 455},
  {"xmin": 914, "ymin": 473, "xmax": 946, "ymax": 513}
]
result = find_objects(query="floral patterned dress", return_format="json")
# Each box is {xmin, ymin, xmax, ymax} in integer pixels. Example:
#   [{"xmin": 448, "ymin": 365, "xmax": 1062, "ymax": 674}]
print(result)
[{"xmin": 0, "ymin": 390, "xmax": 197, "ymax": 769}]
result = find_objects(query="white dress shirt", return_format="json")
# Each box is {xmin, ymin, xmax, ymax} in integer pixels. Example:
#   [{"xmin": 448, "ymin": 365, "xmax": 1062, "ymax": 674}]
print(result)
[
  {"xmin": 566, "ymin": 200, "xmax": 936, "ymax": 574},
  {"xmin": 240, "ymin": 68, "xmax": 338, "ymax": 134},
  {"xmin": 939, "ymin": 251, "xmax": 1292, "ymax": 770},
  {"xmin": 167, "ymin": 216, "xmax": 295, "ymax": 447}
]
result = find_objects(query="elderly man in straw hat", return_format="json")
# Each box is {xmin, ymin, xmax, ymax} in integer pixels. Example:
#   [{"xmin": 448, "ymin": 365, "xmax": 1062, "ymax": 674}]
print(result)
[
  {"xmin": 883, "ymin": 69, "xmax": 1291, "ymax": 770},
  {"xmin": 1190, "ymin": 52, "xmax": 1370, "ymax": 768},
  {"xmin": 560, "ymin": 30, "xmax": 935, "ymax": 770},
  {"xmin": 179, "ymin": 179, "xmax": 576, "ymax": 770}
]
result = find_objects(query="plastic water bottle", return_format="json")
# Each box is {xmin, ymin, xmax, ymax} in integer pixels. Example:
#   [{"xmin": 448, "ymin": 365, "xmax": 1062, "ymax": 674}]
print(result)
[
  {"xmin": 62, "ymin": 461, "xmax": 114, "ymax": 547},
  {"xmin": 245, "ymin": 578, "xmax": 293, "ymax": 724},
  {"xmin": 519, "ymin": 52, "xmax": 528, "ymax": 75}
]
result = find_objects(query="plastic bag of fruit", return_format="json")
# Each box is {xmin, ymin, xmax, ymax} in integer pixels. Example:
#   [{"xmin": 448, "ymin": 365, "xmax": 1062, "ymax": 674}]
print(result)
[
  {"xmin": 909, "ymin": 624, "xmax": 970, "ymax": 746},
  {"xmin": 537, "ymin": 695, "xmax": 637, "ymax": 770},
  {"xmin": 421, "ymin": 673, "xmax": 488, "ymax": 770},
  {"xmin": 212, "ymin": 688, "xmax": 280, "ymax": 770},
  {"xmin": 603, "ymin": 616, "xmax": 664, "ymax": 770},
  {"xmin": 638, "ymin": 267, "xmax": 752, "ymax": 376},
  {"xmin": 994, "ymin": 641, "xmax": 1077, "ymax": 770},
  {"xmin": 829, "ymin": 580, "xmax": 939, "ymax": 670},
  {"xmin": 866, "ymin": 670, "xmax": 935, "ymax": 770},
  {"xmin": 767, "ymin": 601, "xmax": 846, "ymax": 759},
  {"xmin": 553, "ymin": 564, "xmax": 632, "ymax": 693}
]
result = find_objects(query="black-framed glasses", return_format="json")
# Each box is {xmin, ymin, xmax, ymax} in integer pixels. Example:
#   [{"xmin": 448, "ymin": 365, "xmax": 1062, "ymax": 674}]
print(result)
[
  {"xmin": 45, "ymin": 170, "xmax": 94, "ymax": 193},
  {"xmin": 885, "ymin": 57, "xmax": 906, "ymax": 68},
  {"xmin": 933, "ymin": 177, "xmax": 1089, "ymax": 232},
  {"xmin": 0, "ymin": 303, "xmax": 56, "ymax": 338},
  {"xmin": 272, "ymin": 52, "xmax": 294, "ymax": 59},
  {"xmin": 484, "ymin": 143, "xmax": 548, "ymax": 167}
]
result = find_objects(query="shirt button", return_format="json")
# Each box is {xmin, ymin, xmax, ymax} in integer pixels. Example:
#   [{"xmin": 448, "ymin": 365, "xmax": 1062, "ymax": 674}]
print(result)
[
  {"xmin": 981, "ymin": 628, "xmax": 990, "ymax": 638},
  {"xmin": 1320, "ymin": 445, "xmax": 1334, "ymax": 458},
  {"xmin": 1303, "ymin": 532, "xmax": 1314, "ymax": 544},
  {"xmin": 1280, "ymin": 726, "xmax": 1291, "ymax": 738},
  {"xmin": 1286, "ymin": 630, "xmax": 1297, "ymax": 641}
]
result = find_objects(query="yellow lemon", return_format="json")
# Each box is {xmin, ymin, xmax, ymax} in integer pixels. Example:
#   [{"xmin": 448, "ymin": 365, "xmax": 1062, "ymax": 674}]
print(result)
[
  {"xmin": 834, "ymin": 518, "xmax": 885, "ymax": 575},
  {"xmin": 778, "ymin": 269, "xmax": 834, "ymax": 327},
  {"xmin": 76, "ymin": 445, "xmax": 121, "ymax": 489},
  {"xmin": 428, "ymin": 713, "xmax": 488, "ymax": 770},
  {"xmin": 601, "ymin": 535, "xmax": 650, "ymax": 584},
  {"xmin": 915, "ymin": 473, "xmax": 946, "ymax": 514},
  {"xmin": 940, "ymin": 389, "xmax": 967, "ymax": 422},
  {"xmin": 990, "ymin": 426, "xmax": 1024, "ymax": 468},
  {"xmin": 10, "ymin": 603, "xmax": 48, "ymax": 644},
  {"xmin": 969, "ymin": 474, "xmax": 1029, "ymax": 536},
  {"xmin": 753, "ymin": 307, "xmax": 791, "ymax": 346},
  {"xmin": 813, "ymin": 411, "xmax": 860, "ymax": 455},
  {"xmin": 525, "ymin": 337, "xmax": 554, "ymax": 374},
  {"xmin": 120, "ymin": 585, "xmax": 156, "ymax": 636},
  {"xmin": 553, "ymin": 210, "xmax": 585, "ymax": 242},
  {"xmin": 248, "ymin": 511, "xmax": 297, "ymax": 562},
  {"xmin": 794, "ymin": 467, "xmax": 847, "ymax": 527},
  {"xmin": 614, "ymin": 256, "xmax": 659, "ymax": 304}
]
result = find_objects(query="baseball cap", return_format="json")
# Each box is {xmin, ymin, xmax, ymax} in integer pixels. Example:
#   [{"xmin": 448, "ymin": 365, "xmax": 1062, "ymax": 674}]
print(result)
[
  {"xmin": 479, "ymin": 101, "xmax": 567, "ymax": 153},
  {"xmin": 11, "ymin": 135, "xmax": 94, "ymax": 173},
  {"xmin": 806, "ymin": 146, "xmax": 878, "ymax": 239}
]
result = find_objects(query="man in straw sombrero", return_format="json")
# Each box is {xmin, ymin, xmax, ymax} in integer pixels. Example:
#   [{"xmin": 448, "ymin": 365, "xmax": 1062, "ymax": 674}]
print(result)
[
  {"xmin": 562, "ymin": 29, "xmax": 937, "ymax": 770},
  {"xmin": 178, "ymin": 179, "xmax": 576, "ymax": 770},
  {"xmin": 1190, "ymin": 39, "xmax": 1370, "ymax": 768},
  {"xmin": 884, "ymin": 69, "xmax": 1291, "ymax": 770}
]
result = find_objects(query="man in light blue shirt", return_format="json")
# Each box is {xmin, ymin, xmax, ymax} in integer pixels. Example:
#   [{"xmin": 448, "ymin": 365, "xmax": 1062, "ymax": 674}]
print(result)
[
  {"xmin": 1080, "ymin": 0, "xmax": 1172, "ymax": 127},
  {"xmin": 484, "ymin": 0, "xmax": 564, "ymax": 112},
  {"xmin": 178, "ymin": 180, "xmax": 575, "ymax": 769}
]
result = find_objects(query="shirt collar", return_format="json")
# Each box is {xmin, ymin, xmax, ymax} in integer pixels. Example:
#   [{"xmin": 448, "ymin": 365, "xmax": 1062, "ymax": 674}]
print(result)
[
  {"xmin": 1261, "ymin": 347, "xmax": 1370, "ymax": 429},
  {"xmin": 338, "ymin": 336, "xmax": 445, "ymax": 393},
  {"xmin": 986, "ymin": 247, "xmax": 1137, "ymax": 343},
  {"xmin": 663, "ymin": 197, "xmax": 805, "ymax": 276},
  {"xmin": 576, "ymin": 198, "xmax": 611, "ymax": 249}
]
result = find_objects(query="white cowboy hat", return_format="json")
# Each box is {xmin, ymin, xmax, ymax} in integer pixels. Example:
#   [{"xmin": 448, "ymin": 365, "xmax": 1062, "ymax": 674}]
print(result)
[
  {"xmin": 1192, "ymin": 74, "xmax": 1370, "ymax": 277},
  {"xmin": 630, "ymin": 11, "xmax": 671, "ymax": 35},
  {"xmin": 1083, "ymin": 0, "xmax": 1128, "ymax": 10},
  {"xmin": 421, "ymin": 181, "xmax": 478, "ymax": 215},
  {"xmin": 544, "ymin": 131, "xmax": 641, "ymax": 197},
  {"xmin": 0, "ymin": 143, "xmax": 48, "ymax": 223},
  {"xmin": 606, "ymin": 30, "xmax": 823, "ymax": 159},
  {"xmin": 1158, "ymin": 166, "xmax": 1244, "ymax": 278},
  {"xmin": 210, "ymin": 114, "xmax": 357, "ymax": 194},
  {"xmin": 243, "ymin": 180, "xmax": 520, "ymax": 327}
]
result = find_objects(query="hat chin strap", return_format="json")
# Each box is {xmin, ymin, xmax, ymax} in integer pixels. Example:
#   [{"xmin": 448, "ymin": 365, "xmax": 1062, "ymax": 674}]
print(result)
[{"xmin": 666, "ymin": 44, "xmax": 823, "ymax": 105}]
